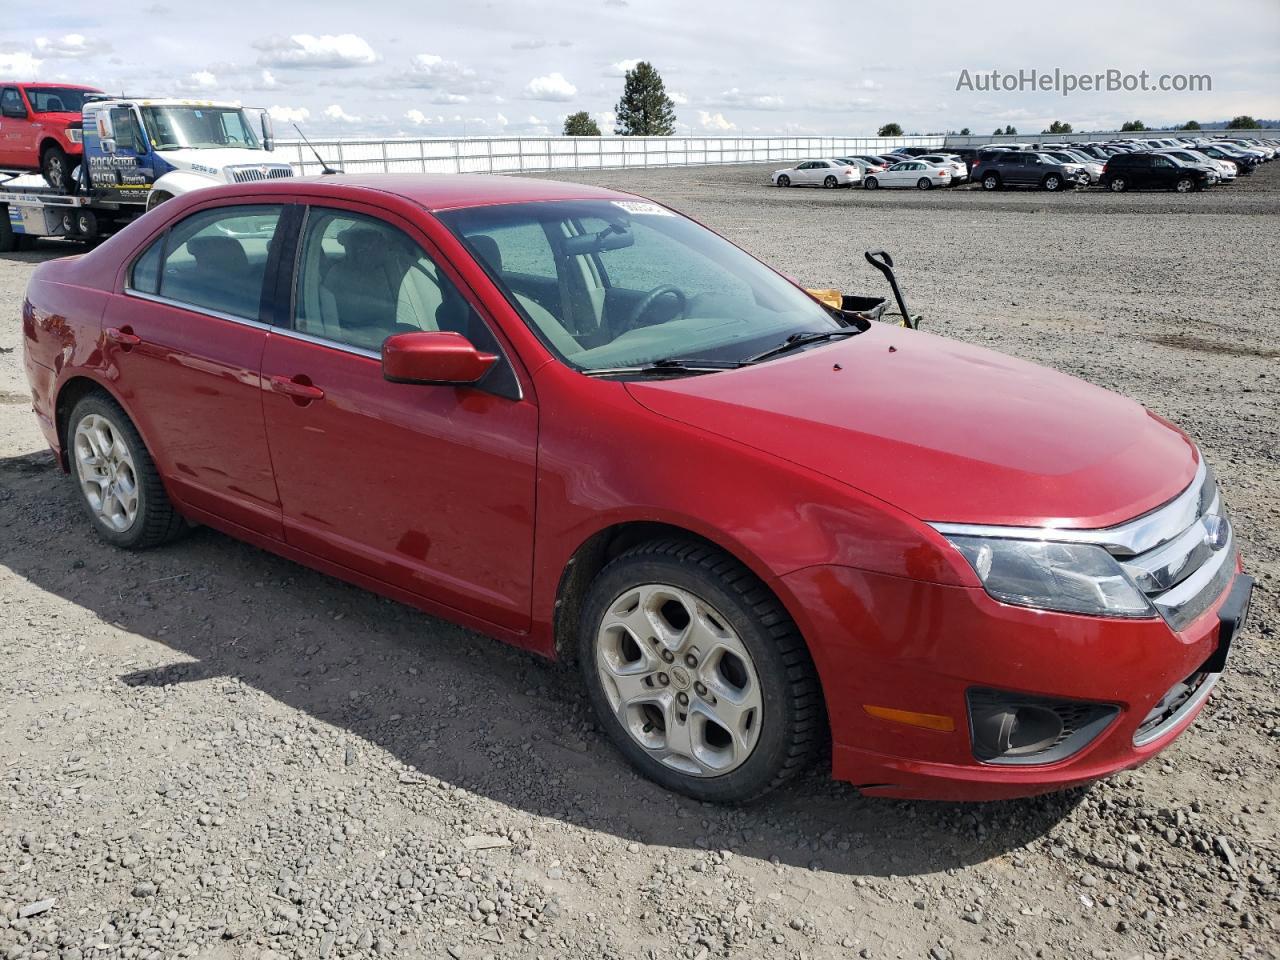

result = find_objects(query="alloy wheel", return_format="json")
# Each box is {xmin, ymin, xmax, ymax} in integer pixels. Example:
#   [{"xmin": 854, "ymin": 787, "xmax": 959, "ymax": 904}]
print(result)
[
  {"xmin": 73, "ymin": 413, "xmax": 139, "ymax": 532},
  {"xmin": 595, "ymin": 583, "xmax": 762, "ymax": 778}
]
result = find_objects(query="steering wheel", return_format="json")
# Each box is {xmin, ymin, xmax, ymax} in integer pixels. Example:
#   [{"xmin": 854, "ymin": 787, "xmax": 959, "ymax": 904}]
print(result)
[{"xmin": 621, "ymin": 284, "xmax": 687, "ymax": 334}]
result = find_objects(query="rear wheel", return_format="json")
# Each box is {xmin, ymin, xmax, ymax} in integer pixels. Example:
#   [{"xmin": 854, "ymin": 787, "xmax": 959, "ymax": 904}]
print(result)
[
  {"xmin": 916, "ymin": 177, "xmax": 932, "ymax": 190},
  {"xmin": 67, "ymin": 393, "xmax": 186, "ymax": 550},
  {"xmin": 775, "ymin": 175, "xmax": 790, "ymax": 188},
  {"xmin": 41, "ymin": 145, "xmax": 74, "ymax": 192},
  {"xmin": 1108, "ymin": 176, "xmax": 1128, "ymax": 192},
  {"xmin": 1042, "ymin": 174, "xmax": 1062, "ymax": 191},
  {"xmin": 982, "ymin": 174, "xmax": 1001, "ymax": 190},
  {"xmin": 579, "ymin": 539, "xmax": 824, "ymax": 803},
  {"xmin": 822, "ymin": 175, "xmax": 838, "ymax": 188},
  {"xmin": 1174, "ymin": 177, "xmax": 1195, "ymax": 193},
  {"xmin": 864, "ymin": 177, "xmax": 879, "ymax": 190}
]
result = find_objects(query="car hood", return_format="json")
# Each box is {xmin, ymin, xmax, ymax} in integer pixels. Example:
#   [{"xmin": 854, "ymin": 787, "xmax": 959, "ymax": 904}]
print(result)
[
  {"xmin": 625, "ymin": 325, "xmax": 1197, "ymax": 528},
  {"xmin": 34, "ymin": 111, "xmax": 83, "ymax": 126}
]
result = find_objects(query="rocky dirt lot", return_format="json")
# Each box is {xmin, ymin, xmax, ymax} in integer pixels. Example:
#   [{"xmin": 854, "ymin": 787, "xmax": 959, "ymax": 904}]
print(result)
[{"xmin": 1, "ymin": 164, "xmax": 1277, "ymax": 960}]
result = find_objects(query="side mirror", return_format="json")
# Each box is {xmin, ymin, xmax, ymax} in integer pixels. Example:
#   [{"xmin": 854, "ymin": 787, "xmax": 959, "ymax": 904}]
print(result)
[
  {"xmin": 260, "ymin": 110, "xmax": 275, "ymax": 151},
  {"xmin": 382, "ymin": 331, "xmax": 498, "ymax": 386}
]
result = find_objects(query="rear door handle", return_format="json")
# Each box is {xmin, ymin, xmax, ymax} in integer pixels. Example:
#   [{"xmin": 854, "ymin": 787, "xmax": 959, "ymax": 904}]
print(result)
[
  {"xmin": 105, "ymin": 326, "xmax": 141, "ymax": 347},
  {"xmin": 268, "ymin": 375, "xmax": 325, "ymax": 401}
]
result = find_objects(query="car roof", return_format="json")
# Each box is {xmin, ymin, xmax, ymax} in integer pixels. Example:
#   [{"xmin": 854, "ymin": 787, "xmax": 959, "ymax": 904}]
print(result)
[
  {"xmin": 201, "ymin": 173, "xmax": 637, "ymax": 212},
  {"xmin": 1, "ymin": 82, "xmax": 102, "ymax": 90}
]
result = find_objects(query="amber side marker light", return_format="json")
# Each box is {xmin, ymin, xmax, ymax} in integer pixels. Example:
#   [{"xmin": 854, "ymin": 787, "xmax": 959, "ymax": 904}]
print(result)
[{"xmin": 863, "ymin": 704, "xmax": 956, "ymax": 732}]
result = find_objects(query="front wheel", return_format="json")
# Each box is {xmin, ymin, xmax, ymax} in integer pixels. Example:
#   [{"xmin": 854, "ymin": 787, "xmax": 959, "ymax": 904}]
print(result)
[
  {"xmin": 1174, "ymin": 177, "xmax": 1195, "ymax": 193},
  {"xmin": 67, "ymin": 393, "xmax": 187, "ymax": 549},
  {"xmin": 982, "ymin": 174, "xmax": 1000, "ymax": 190},
  {"xmin": 864, "ymin": 177, "xmax": 879, "ymax": 190},
  {"xmin": 579, "ymin": 540, "xmax": 824, "ymax": 804},
  {"xmin": 42, "ymin": 145, "xmax": 75, "ymax": 192},
  {"xmin": 775, "ymin": 175, "xmax": 791, "ymax": 188},
  {"xmin": 1042, "ymin": 174, "xmax": 1062, "ymax": 191}
]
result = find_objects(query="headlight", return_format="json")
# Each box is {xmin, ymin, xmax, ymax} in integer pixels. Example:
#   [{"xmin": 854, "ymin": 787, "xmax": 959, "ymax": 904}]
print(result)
[
  {"xmin": 945, "ymin": 536, "xmax": 1153, "ymax": 618},
  {"xmin": 67, "ymin": 128, "xmax": 84, "ymax": 144}
]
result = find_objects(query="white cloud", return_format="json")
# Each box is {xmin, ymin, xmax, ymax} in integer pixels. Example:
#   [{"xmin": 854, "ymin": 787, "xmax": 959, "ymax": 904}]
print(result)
[
  {"xmin": 606, "ymin": 58, "xmax": 640, "ymax": 77},
  {"xmin": 34, "ymin": 34, "xmax": 99, "ymax": 58},
  {"xmin": 670, "ymin": 91, "xmax": 689, "ymax": 105},
  {"xmin": 713, "ymin": 88, "xmax": 785, "ymax": 110},
  {"xmin": 178, "ymin": 70, "xmax": 218, "ymax": 90},
  {"xmin": 524, "ymin": 72, "xmax": 577, "ymax": 101},
  {"xmin": 697, "ymin": 110, "xmax": 736, "ymax": 132},
  {"xmin": 405, "ymin": 109, "xmax": 432, "ymax": 125},
  {"xmin": 268, "ymin": 104, "xmax": 310, "ymax": 124},
  {"xmin": 0, "ymin": 52, "xmax": 42, "ymax": 75},
  {"xmin": 255, "ymin": 33, "xmax": 379, "ymax": 69},
  {"xmin": 261, "ymin": 69, "xmax": 279, "ymax": 88},
  {"xmin": 324, "ymin": 104, "xmax": 361, "ymax": 123},
  {"xmin": 512, "ymin": 39, "xmax": 572, "ymax": 50},
  {"xmin": 595, "ymin": 110, "xmax": 616, "ymax": 132}
]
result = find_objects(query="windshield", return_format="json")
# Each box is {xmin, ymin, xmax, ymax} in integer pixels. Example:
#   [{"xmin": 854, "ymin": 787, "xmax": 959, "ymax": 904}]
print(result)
[
  {"xmin": 26, "ymin": 87, "xmax": 96, "ymax": 114},
  {"xmin": 436, "ymin": 199, "xmax": 842, "ymax": 373},
  {"xmin": 140, "ymin": 106, "xmax": 261, "ymax": 150}
]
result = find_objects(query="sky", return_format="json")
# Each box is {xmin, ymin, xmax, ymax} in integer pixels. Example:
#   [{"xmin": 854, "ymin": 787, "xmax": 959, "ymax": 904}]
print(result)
[{"xmin": 2, "ymin": 0, "xmax": 1278, "ymax": 139}]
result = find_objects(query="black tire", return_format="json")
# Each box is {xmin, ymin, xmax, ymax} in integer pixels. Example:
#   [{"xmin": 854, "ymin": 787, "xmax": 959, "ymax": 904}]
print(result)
[
  {"xmin": 823, "ymin": 175, "xmax": 838, "ymax": 188},
  {"xmin": 66, "ymin": 392, "xmax": 186, "ymax": 550},
  {"xmin": 1174, "ymin": 177, "xmax": 1195, "ymax": 193},
  {"xmin": 578, "ymin": 539, "xmax": 825, "ymax": 804},
  {"xmin": 0, "ymin": 204, "xmax": 16, "ymax": 253},
  {"xmin": 916, "ymin": 177, "xmax": 932, "ymax": 190},
  {"xmin": 1108, "ymin": 176, "xmax": 1127, "ymax": 192},
  {"xmin": 1042, "ymin": 174, "xmax": 1062, "ymax": 191},
  {"xmin": 42, "ymin": 144, "xmax": 74, "ymax": 192},
  {"xmin": 776, "ymin": 175, "xmax": 790, "ymax": 187},
  {"xmin": 982, "ymin": 174, "xmax": 1001, "ymax": 190},
  {"xmin": 864, "ymin": 177, "xmax": 878, "ymax": 190}
]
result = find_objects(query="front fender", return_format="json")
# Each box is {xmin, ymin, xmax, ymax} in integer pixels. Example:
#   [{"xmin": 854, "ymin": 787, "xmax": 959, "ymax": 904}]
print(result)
[{"xmin": 148, "ymin": 170, "xmax": 222, "ymax": 208}]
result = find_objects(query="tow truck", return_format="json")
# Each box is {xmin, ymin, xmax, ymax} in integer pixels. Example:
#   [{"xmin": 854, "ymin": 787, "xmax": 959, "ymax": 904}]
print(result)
[{"xmin": 2, "ymin": 97, "xmax": 291, "ymax": 250}]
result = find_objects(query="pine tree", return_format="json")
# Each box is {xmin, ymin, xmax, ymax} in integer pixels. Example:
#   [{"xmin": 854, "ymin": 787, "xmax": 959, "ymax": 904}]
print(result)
[{"xmin": 614, "ymin": 62, "xmax": 676, "ymax": 136}]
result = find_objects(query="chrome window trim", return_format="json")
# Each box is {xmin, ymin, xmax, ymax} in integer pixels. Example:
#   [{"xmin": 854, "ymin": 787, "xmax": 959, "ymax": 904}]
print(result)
[
  {"xmin": 122, "ymin": 288, "xmax": 273, "ymax": 332},
  {"xmin": 930, "ymin": 459, "xmax": 1207, "ymax": 557}
]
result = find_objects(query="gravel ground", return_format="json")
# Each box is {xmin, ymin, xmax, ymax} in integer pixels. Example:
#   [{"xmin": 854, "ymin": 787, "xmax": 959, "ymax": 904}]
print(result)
[{"xmin": 1, "ymin": 164, "xmax": 1277, "ymax": 960}]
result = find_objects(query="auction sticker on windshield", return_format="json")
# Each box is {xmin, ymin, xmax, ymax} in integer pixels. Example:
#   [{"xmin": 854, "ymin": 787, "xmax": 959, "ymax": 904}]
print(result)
[{"xmin": 611, "ymin": 200, "xmax": 674, "ymax": 216}]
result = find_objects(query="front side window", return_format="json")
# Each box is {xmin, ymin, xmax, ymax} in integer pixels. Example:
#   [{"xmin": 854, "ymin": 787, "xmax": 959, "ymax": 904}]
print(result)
[
  {"xmin": 294, "ymin": 208, "xmax": 486, "ymax": 353},
  {"xmin": 140, "ymin": 106, "xmax": 261, "ymax": 151},
  {"xmin": 132, "ymin": 205, "xmax": 283, "ymax": 320},
  {"xmin": 26, "ymin": 87, "xmax": 95, "ymax": 114},
  {"xmin": 437, "ymin": 199, "xmax": 843, "ymax": 373},
  {"xmin": 109, "ymin": 108, "xmax": 146, "ymax": 154}
]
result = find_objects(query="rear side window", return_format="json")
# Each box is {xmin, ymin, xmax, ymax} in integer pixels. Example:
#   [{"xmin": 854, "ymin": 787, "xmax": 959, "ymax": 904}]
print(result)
[
  {"xmin": 128, "ymin": 205, "xmax": 283, "ymax": 320},
  {"xmin": 0, "ymin": 87, "xmax": 24, "ymax": 116}
]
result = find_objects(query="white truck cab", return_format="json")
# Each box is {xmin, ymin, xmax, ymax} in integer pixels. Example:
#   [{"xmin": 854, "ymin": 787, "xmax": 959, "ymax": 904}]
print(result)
[{"xmin": 85, "ymin": 98, "xmax": 294, "ymax": 209}]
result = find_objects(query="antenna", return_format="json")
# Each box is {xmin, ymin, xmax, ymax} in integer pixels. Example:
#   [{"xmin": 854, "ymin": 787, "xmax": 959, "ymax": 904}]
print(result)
[{"xmin": 293, "ymin": 124, "xmax": 339, "ymax": 175}]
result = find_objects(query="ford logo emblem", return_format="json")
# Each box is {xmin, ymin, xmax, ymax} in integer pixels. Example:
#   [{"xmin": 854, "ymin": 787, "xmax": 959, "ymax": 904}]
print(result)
[{"xmin": 1202, "ymin": 514, "xmax": 1230, "ymax": 551}]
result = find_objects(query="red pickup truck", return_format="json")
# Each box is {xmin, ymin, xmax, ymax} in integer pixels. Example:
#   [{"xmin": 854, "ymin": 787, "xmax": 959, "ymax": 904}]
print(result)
[{"xmin": 0, "ymin": 82, "xmax": 102, "ymax": 189}]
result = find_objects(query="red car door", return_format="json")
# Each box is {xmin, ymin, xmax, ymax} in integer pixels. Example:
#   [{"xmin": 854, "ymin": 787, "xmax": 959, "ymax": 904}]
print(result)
[
  {"xmin": 102, "ymin": 200, "xmax": 286, "ymax": 537},
  {"xmin": 0, "ymin": 87, "xmax": 30, "ymax": 167},
  {"xmin": 259, "ymin": 200, "xmax": 538, "ymax": 631}
]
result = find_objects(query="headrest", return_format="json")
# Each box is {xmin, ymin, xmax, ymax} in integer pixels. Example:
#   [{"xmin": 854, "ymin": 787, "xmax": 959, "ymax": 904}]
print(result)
[
  {"xmin": 337, "ymin": 227, "xmax": 387, "ymax": 264},
  {"xmin": 187, "ymin": 235, "xmax": 248, "ymax": 273},
  {"xmin": 467, "ymin": 234, "xmax": 503, "ymax": 274}
]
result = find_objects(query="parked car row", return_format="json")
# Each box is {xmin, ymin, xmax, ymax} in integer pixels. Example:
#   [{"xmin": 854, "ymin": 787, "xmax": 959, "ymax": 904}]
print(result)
[{"xmin": 770, "ymin": 134, "xmax": 1277, "ymax": 194}]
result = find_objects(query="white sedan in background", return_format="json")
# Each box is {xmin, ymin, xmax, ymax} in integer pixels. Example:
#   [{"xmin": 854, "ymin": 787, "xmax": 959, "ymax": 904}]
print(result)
[
  {"xmin": 915, "ymin": 153, "xmax": 969, "ymax": 183},
  {"xmin": 863, "ymin": 160, "xmax": 952, "ymax": 190},
  {"xmin": 771, "ymin": 159, "xmax": 861, "ymax": 188}
]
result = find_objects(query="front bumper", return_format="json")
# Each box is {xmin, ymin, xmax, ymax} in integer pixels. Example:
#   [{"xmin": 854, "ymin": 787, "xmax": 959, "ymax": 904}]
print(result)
[{"xmin": 782, "ymin": 561, "xmax": 1248, "ymax": 801}]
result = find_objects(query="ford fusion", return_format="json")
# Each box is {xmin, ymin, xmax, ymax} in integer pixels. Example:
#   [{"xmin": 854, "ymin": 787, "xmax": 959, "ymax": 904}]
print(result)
[{"xmin": 20, "ymin": 174, "xmax": 1253, "ymax": 803}]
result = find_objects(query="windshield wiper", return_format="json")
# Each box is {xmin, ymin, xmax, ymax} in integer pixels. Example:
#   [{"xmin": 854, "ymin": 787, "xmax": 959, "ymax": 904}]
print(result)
[
  {"xmin": 745, "ymin": 330, "xmax": 862, "ymax": 364},
  {"xmin": 581, "ymin": 357, "xmax": 746, "ymax": 378}
]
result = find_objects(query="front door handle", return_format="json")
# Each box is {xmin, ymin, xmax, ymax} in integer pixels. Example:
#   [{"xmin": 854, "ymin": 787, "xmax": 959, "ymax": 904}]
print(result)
[
  {"xmin": 268, "ymin": 375, "xmax": 325, "ymax": 402},
  {"xmin": 105, "ymin": 326, "xmax": 141, "ymax": 348}
]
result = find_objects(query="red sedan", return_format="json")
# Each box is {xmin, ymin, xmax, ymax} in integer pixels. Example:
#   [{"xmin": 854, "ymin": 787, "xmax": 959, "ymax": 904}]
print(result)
[{"xmin": 20, "ymin": 174, "xmax": 1252, "ymax": 803}]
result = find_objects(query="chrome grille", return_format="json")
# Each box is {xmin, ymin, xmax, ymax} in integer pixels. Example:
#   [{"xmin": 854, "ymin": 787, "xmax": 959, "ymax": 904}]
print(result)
[
  {"xmin": 227, "ymin": 165, "xmax": 295, "ymax": 183},
  {"xmin": 1111, "ymin": 460, "xmax": 1235, "ymax": 632}
]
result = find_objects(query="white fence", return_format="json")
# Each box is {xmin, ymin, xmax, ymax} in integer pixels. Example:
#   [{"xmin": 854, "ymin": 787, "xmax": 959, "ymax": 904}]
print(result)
[{"xmin": 274, "ymin": 135, "xmax": 947, "ymax": 177}]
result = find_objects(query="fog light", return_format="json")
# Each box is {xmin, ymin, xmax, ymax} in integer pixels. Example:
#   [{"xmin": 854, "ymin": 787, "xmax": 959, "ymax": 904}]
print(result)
[{"xmin": 967, "ymin": 688, "xmax": 1118, "ymax": 766}]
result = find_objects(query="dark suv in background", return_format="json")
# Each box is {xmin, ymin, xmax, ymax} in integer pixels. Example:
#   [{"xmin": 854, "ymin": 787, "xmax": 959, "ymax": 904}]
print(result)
[
  {"xmin": 1101, "ymin": 152, "xmax": 1216, "ymax": 192},
  {"xmin": 972, "ymin": 151, "xmax": 1089, "ymax": 191}
]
